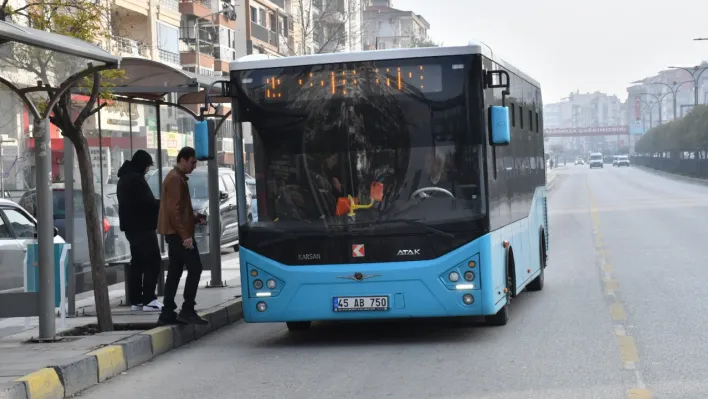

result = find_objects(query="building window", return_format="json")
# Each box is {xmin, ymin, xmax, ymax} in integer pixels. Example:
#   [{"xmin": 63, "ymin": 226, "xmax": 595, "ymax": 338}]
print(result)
[
  {"xmin": 156, "ymin": 21, "xmax": 179, "ymax": 54},
  {"xmin": 250, "ymin": 6, "xmax": 257, "ymax": 23},
  {"xmin": 279, "ymin": 15, "xmax": 288, "ymax": 37}
]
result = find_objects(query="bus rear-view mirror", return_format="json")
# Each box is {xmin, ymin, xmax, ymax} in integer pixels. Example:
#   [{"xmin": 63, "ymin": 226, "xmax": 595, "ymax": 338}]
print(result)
[{"xmin": 490, "ymin": 105, "xmax": 511, "ymax": 146}]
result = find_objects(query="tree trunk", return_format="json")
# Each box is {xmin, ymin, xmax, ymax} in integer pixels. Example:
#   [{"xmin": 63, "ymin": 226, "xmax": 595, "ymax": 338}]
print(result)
[{"xmin": 73, "ymin": 132, "xmax": 113, "ymax": 331}]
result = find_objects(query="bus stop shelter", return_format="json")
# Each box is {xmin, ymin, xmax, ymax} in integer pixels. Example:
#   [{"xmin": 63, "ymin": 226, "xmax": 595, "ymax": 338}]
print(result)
[
  {"xmin": 66, "ymin": 57, "xmax": 235, "ymax": 312},
  {"xmin": 0, "ymin": 20, "xmax": 121, "ymax": 341}
]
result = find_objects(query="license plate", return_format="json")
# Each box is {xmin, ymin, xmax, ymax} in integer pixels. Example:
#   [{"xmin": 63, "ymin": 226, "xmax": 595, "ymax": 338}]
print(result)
[{"xmin": 333, "ymin": 296, "xmax": 389, "ymax": 312}]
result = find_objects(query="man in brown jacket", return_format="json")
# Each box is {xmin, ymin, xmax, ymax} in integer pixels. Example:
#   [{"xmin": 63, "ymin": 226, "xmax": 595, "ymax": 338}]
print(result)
[{"xmin": 157, "ymin": 146, "xmax": 208, "ymax": 325}]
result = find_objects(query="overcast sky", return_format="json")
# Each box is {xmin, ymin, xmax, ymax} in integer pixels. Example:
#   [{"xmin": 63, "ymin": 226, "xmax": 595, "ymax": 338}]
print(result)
[{"xmin": 397, "ymin": 0, "xmax": 708, "ymax": 104}]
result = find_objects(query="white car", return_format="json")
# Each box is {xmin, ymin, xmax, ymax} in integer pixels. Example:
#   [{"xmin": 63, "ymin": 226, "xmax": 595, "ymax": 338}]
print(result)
[
  {"xmin": 615, "ymin": 155, "xmax": 630, "ymax": 167},
  {"xmin": 589, "ymin": 153, "xmax": 604, "ymax": 168},
  {"xmin": 0, "ymin": 198, "xmax": 64, "ymax": 291}
]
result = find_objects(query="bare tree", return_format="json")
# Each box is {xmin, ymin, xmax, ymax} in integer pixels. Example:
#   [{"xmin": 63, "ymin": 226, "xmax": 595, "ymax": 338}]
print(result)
[
  {"xmin": 409, "ymin": 35, "xmax": 441, "ymax": 48},
  {"xmin": 0, "ymin": 0, "xmax": 122, "ymax": 331},
  {"xmin": 287, "ymin": 0, "xmax": 363, "ymax": 56}
]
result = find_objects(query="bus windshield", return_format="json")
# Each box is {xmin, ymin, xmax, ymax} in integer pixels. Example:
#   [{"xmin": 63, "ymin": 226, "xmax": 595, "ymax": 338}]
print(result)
[{"xmin": 234, "ymin": 55, "xmax": 485, "ymax": 236}]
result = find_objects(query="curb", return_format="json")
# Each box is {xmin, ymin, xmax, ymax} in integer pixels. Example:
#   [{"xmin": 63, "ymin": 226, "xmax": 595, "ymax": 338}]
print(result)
[
  {"xmin": 547, "ymin": 174, "xmax": 560, "ymax": 191},
  {"xmin": 0, "ymin": 298, "xmax": 243, "ymax": 399}
]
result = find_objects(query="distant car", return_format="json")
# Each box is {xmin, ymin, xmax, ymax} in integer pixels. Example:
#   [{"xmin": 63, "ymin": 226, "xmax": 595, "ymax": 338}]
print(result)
[
  {"xmin": 615, "ymin": 155, "xmax": 630, "ymax": 167},
  {"xmin": 0, "ymin": 198, "xmax": 64, "ymax": 291},
  {"xmin": 589, "ymin": 153, "xmax": 604, "ymax": 168},
  {"xmin": 575, "ymin": 158, "xmax": 584, "ymax": 165}
]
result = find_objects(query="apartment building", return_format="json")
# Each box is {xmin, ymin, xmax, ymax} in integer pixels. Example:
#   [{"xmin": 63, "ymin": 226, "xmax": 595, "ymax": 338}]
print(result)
[
  {"xmin": 362, "ymin": 0, "xmax": 429, "ymax": 50},
  {"xmin": 110, "ymin": 0, "xmax": 182, "ymax": 68},
  {"xmin": 179, "ymin": 0, "xmax": 238, "ymax": 77}
]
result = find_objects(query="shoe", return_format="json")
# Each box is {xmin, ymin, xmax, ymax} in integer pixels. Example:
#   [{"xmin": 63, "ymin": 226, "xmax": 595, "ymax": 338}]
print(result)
[
  {"xmin": 177, "ymin": 310, "xmax": 208, "ymax": 325},
  {"xmin": 143, "ymin": 299, "xmax": 164, "ymax": 312},
  {"xmin": 130, "ymin": 304, "xmax": 143, "ymax": 311},
  {"xmin": 157, "ymin": 311, "xmax": 186, "ymax": 326}
]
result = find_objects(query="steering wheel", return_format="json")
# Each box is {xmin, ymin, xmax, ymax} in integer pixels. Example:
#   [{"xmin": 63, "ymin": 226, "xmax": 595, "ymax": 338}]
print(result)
[{"xmin": 410, "ymin": 187, "xmax": 454, "ymax": 199}]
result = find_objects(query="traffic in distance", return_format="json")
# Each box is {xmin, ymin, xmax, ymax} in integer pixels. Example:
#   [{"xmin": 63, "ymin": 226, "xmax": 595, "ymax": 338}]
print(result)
[{"xmin": 227, "ymin": 43, "xmax": 549, "ymax": 331}]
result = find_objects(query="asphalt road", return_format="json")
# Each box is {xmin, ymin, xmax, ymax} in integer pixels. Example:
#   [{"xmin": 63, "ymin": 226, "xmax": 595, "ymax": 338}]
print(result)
[{"xmin": 76, "ymin": 165, "xmax": 708, "ymax": 399}]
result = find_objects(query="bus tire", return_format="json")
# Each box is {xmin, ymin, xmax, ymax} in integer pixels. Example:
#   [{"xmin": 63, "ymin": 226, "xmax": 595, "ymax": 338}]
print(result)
[{"xmin": 286, "ymin": 321, "xmax": 311, "ymax": 331}]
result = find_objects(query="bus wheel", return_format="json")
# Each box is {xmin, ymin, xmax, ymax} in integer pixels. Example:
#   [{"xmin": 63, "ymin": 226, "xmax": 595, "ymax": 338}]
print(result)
[
  {"xmin": 527, "ymin": 239, "xmax": 546, "ymax": 292},
  {"xmin": 286, "ymin": 321, "xmax": 311, "ymax": 331}
]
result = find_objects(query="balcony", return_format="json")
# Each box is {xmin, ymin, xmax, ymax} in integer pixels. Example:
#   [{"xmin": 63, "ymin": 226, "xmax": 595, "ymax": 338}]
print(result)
[
  {"xmin": 179, "ymin": 0, "xmax": 213, "ymax": 18},
  {"xmin": 250, "ymin": 22, "xmax": 269, "ymax": 43},
  {"xmin": 106, "ymin": 36, "xmax": 150, "ymax": 58},
  {"xmin": 270, "ymin": 0, "xmax": 285, "ymax": 8},
  {"xmin": 180, "ymin": 51, "xmax": 215, "ymax": 69},
  {"xmin": 159, "ymin": 49, "xmax": 181, "ymax": 66},
  {"xmin": 159, "ymin": 0, "xmax": 179, "ymax": 12}
]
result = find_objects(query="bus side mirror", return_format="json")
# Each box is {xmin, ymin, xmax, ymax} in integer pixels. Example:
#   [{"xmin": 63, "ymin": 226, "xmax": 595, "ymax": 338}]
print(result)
[{"xmin": 490, "ymin": 106, "xmax": 511, "ymax": 146}]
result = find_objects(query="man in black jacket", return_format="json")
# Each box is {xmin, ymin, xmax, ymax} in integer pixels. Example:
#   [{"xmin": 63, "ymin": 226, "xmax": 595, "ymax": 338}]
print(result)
[{"xmin": 117, "ymin": 150, "xmax": 163, "ymax": 312}]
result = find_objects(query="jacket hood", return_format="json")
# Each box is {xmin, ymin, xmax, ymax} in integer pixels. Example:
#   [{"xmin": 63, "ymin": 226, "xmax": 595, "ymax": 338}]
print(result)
[{"xmin": 117, "ymin": 160, "xmax": 134, "ymax": 178}]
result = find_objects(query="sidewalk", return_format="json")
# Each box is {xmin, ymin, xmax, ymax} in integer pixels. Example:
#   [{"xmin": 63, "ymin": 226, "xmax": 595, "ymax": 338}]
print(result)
[
  {"xmin": 546, "ymin": 165, "xmax": 566, "ymax": 190},
  {"xmin": 0, "ymin": 256, "xmax": 244, "ymax": 399}
]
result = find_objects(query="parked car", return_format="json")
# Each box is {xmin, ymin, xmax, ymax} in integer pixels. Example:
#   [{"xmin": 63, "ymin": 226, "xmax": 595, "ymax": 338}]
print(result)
[
  {"xmin": 17, "ymin": 184, "xmax": 127, "ymax": 267},
  {"xmin": 147, "ymin": 167, "xmax": 252, "ymax": 251},
  {"xmin": 0, "ymin": 198, "xmax": 64, "ymax": 291}
]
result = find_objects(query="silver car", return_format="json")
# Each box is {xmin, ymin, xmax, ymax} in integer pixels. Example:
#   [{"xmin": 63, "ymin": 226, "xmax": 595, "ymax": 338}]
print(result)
[{"xmin": 0, "ymin": 198, "xmax": 64, "ymax": 291}]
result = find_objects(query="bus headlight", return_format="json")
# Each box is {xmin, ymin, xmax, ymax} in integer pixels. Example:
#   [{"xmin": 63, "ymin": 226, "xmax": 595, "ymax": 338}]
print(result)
[
  {"xmin": 449, "ymin": 272, "xmax": 460, "ymax": 282},
  {"xmin": 266, "ymin": 279, "xmax": 276, "ymax": 289},
  {"xmin": 462, "ymin": 294, "xmax": 474, "ymax": 305},
  {"xmin": 253, "ymin": 279, "xmax": 263, "ymax": 289},
  {"xmin": 256, "ymin": 302, "xmax": 267, "ymax": 312}
]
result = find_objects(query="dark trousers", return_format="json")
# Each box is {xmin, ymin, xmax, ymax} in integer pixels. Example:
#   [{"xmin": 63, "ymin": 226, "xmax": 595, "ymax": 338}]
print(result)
[
  {"xmin": 162, "ymin": 234, "xmax": 203, "ymax": 314},
  {"xmin": 125, "ymin": 230, "xmax": 161, "ymax": 306}
]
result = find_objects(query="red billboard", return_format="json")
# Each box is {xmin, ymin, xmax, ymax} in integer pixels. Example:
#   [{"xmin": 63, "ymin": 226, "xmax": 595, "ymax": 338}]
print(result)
[{"xmin": 544, "ymin": 126, "xmax": 629, "ymax": 137}]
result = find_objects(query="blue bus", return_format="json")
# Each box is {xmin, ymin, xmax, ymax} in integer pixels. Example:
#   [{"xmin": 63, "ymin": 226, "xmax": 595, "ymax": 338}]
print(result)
[{"xmin": 228, "ymin": 43, "xmax": 548, "ymax": 330}]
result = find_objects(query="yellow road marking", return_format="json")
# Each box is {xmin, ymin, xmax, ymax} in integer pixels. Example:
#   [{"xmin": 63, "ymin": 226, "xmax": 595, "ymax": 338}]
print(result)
[
  {"xmin": 604, "ymin": 279, "xmax": 619, "ymax": 292},
  {"xmin": 616, "ymin": 336, "xmax": 640, "ymax": 363},
  {"xmin": 628, "ymin": 388, "xmax": 652, "ymax": 398},
  {"xmin": 610, "ymin": 303, "xmax": 627, "ymax": 321},
  {"xmin": 603, "ymin": 263, "xmax": 613, "ymax": 272}
]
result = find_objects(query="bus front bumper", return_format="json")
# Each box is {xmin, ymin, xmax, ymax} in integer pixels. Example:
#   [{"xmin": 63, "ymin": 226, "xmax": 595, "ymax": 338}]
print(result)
[{"xmin": 238, "ymin": 245, "xmax": 501, "ymax": 323}]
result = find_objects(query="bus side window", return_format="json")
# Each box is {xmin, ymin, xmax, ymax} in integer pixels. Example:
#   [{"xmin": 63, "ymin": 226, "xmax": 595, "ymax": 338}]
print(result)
[
  {"xmin": 528, "ymin": 110, "xmax": 533, "ymax": 132},
  {"xmin": 535, "ymin": 112, "xmax": 539, "ymax": 133},
  {"xmin": 510, "ymin": 103, "xmax": 516, "ymax": 127},
  {"xmin": 519, "ymin": 106, "xmax": 524, "ymax": 130}
]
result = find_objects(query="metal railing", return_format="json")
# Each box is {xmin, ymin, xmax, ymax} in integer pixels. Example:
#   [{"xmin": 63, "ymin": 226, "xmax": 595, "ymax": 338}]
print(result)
[
  {"xmin": 100, "ymin": 37, "xmax": 150, "ymax": 58},
  {"xmin": 160, "ymin": 0, "xmax": 179, "ymax": 11},
  {"xmin": 159, "ymin": 49, "xmax": 181, "ymax": 65}
]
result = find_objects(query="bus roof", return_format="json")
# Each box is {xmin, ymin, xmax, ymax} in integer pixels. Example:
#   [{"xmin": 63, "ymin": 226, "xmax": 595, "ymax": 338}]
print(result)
[{"xmin": 230, "ymin": 42, "xmax": 540, "ymax": 88}]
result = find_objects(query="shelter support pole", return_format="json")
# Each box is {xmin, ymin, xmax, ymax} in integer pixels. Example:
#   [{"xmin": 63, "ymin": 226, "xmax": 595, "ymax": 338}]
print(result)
[
  {"xmin": 64, "ymin": 137, "xmax": 76, "ymax": 316},
  {"xmin": 35, "ymin": 117, "xmax": 56, "ymax": 340},
  {"xmin": 207, "ymin": 119, "xmax": 225, "ymax": 288}
]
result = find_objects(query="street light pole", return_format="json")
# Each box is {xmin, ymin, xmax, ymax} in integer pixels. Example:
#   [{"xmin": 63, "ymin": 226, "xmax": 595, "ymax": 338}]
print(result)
[
  {"xmin": 669, "ymin": 64, "xmax": 708, "ymax": 106},
  {"xmin": 648, "ymin": 80, "xmax": 693, "ymax": 120}
]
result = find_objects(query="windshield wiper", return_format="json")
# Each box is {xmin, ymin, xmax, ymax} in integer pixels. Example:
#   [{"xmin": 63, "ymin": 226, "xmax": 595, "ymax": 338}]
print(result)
[{"xmin": 349, "ymin": 219, "xmax": 455, "ymax": 239}]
